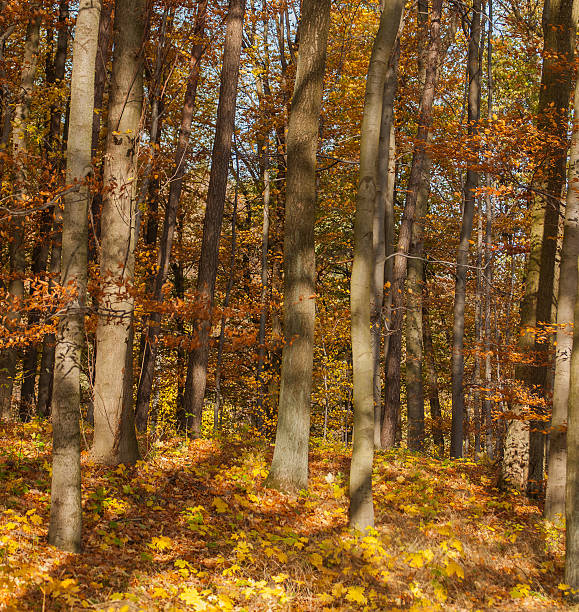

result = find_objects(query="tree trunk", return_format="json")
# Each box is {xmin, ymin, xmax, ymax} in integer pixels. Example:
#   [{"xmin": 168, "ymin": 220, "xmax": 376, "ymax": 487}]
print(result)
[
  {"xmin": 48, "ymin": 0, "xmax": 101, "ymax": 553},
  {"xmin": 135, "ymin": 0, "xmax": 208, "ymax": 432},
  {"xmin": 565, "ymin": 255, "xmax": 579, "ymax": 599},
  {"xmin": 91, "ymin": 0, "xmax": 145, "ymax": 465},
  {"xmin": 381, "ymin": 0, "xmax": 442, "ymax": 449},
  {"xmin": 545, "ymin": 69, "xmax": 579, "ymax": 520},
  {"xmin": 422, "ymin": 279, "xmax": 444, "ymax": 454},
  {"xmin": 372, "ymin": 42, "xmax": 399, "ymax": 448},
  {"xmin": 265, "ymin": 0, "xmax": 331, "ymax": 492},
  {"xmin": 0, "ymin": 13, "xmax": 41, "ymax": 422},
  {"xmin": 450, "ymin": 0, "xmax": 482, "ymax": 458},
  {"xmin": 503, "ymin": 0, "xmax": 578, "ymax": 489},
  {"xmin": 183, "ymin": 0, "xmax": 246, "ymax": 437},
  {"xmin": 348, "ymin": 0, "xmax": 404, "ymax": 529}
]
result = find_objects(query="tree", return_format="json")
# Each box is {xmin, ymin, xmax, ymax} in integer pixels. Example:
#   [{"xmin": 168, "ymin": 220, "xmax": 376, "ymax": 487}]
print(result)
[
  {"xmin": 545, "ymin": 64, "xmax": 579, "ymax": 520},
  {"xmin": 0, "ymin": 10, "xmax": 41, "ymax": 421},
  {"xmin": 503, "ymin": 0, "xmax": 578, "ymax": 490},
  {"xmin": 183, "ymin": 0, "xmax": 246, "ymax": 437},
  {"xmin": 135, "ymin": 0, "xmax": 209, "ymax": 432},
  {"xmin": 91, "ymin": 0, "xmax": 145, "ymax": 465},
  {"xmin": 382, "ymin": 0, "xmax": 443, "ymax": 449},
  {"xmin": 450, "ymin": 0, "xmax": 482, "ymax": 458},
  {"xmin": 266, "ymin": 0, "xmax": 331, "ymax": 492},
  {"xmin": 48, "ymin": 0, "xmax": 102, "ymax": 552},
  {"xmin": 349, "ymin": 0, "xmax": 404, "ymax": 529}
]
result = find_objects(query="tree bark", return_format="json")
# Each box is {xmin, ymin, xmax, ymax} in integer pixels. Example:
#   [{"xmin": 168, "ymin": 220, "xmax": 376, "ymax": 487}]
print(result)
[
  {"xmin": 381, "ymin": 0, "xmax": 442, "ymax": 449},
  {"xmin": 545, "ymin": 69, "xmax": 579, "ymax": 520},
  {"xmin": 348, "ymin": 0, "xmax": 404, "ymax": 529},
  {"xmin": 91, "ymin": 0, "xmax": 145, "ymax": 465},
  {"xmin": 503, "ymin": 0, "xmax": 578, "ymax": 489},
  {"xmin": 265, "ymin": 0, "xmax": 331, "ymax": 492},
  {"xmin": 450, "ymin": 0, "xmax": 482, "ymax": 458},
  {"xmin": 372, "ymin": 42, "xmax": 399, "ymax": 449},
  {"xmin": 565, "ymin": 254, "xmax": 579, "ymax": 599},
  {"xmin": 422, "ymin": 278, "xmax": 444, "ymax": 454},
  {"xmin": 48, "ymin": 0, "xmax": 101, "ymax": 553},
  {"xmin": 135, "ymin": 0, "xmax": 208, "ymax": 432},
  {"xmin": 182, "ymin": 0, "xmax": 246, "ymax": 437},
  {"xmin": 0, "ymin": 12, "xmax": 41, "ymax": 421}
]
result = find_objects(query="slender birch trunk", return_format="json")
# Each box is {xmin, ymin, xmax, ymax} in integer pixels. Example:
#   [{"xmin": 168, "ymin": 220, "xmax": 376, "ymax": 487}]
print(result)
[
  {"xmin": 48, "ymin": 0, "xmax": 101, "ymax": 552},
  {"xmin": 91, "ymin": 0, "xmax": 145, "ymax": 465}
]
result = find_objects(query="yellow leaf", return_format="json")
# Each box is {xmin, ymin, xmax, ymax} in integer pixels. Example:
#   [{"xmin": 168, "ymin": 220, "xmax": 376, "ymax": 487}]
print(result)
[
  {"xmin": 213, "ymin": 497, "xmax": 228, "ymax": 514},
  {"xmin": 345, "ymin": 585, "xmax": 367, "ymax": 605},
  {"xmin": 309, "ymin": 552, "xmax": 323, "ymax": 570},
  {"xmin": 445, "ymin": 560, "xmax": 464, "ymax": 579}
]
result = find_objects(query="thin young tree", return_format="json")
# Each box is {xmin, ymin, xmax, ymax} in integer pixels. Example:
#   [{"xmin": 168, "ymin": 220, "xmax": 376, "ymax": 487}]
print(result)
[
  {"xmin": 91, "ymin": 0, "xmax": 145, "ymax": 465},
  {"xmin": 266, "ymin": 0, "xmax": 331, "ymax": 492},
  {"xmin": 135, "ymin": 0, "xmax": 209, "ymax": 432},
  {"xmin": 349, "ymin": 0, "xmax": 404, "ymax": 528},
  {"xmin": 450, "ymin": 0, "xmax": 482, "ymax": 458},
  {"xmin": 183, "ymin": 0, "xmax": 246, "ymax": 437},
  {"xmin": 381, "ymin": 0, "xmax": 443, "ymax": 448},
  {"xmin": 0, "ymin": 11, "xmax": 41, "ymax": 421},
  {"xmin": 48, "ymin": 0, "xmax": 101, "ymax": 552}
]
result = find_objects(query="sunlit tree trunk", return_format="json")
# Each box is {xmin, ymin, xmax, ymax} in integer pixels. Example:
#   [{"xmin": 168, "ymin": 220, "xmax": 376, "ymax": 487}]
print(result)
[
  {"xmin": 183, "ymin": 0, "xmax": 246, "ymax": 437},
  {"xmin": 450, "ymin": 0, "xmax": 482, "ymax": 458},
  {"xmin": 0, "ymin": 12, "xmax": 41, "ymax": 421},
  {"xmin": 266, "ymin": 0, "xmax": 331, "ymax": 491},
  {"xmin": 349, "ymin": 0, "xmax": 404, "ymax": 529},
  {"xmin": 372, "ymin": 42, "xmax": 399, "ymax": 449},
  {"xmin": 545, "ymin": 70, "xmax": 579, "ymax": 520},
  {"xmin": 91, "ymin": 0, "xmax": 145, "ymax": 465},
  {"xmin": 48, "ymin": 0, "xmax": 101, "ymax": 552},
  {"xmin": 382, "ymin": 0, "xmax": 442, "ymax": 448},
  {"xmin": 565, "ymin": 256, "xmax": 579, "ymax": 599},
  {"xmin": 503, "ymin": 0, "xmax": 578, "ymax": 489}
]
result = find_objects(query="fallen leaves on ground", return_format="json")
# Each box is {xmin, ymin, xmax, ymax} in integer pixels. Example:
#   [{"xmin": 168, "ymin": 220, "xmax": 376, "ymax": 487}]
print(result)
[{"xmin": 0, "ymin": 421, "xmax": 570, "ymax": 610}]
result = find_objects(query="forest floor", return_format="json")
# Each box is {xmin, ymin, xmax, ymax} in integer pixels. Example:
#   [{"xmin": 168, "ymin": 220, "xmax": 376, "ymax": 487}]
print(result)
[{"xmin": 0, "ymin": 421, "xmax": 573, "ymax": 611}]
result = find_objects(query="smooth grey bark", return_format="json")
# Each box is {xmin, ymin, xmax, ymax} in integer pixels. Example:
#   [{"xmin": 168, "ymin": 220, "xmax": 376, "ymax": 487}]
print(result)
[
  {"xmin": 382, "ymin": 0, "xmax": 442, "ymax": 448},
  {"xmin": 545, "ymin": 71, "xmax": 579, "ymax": 520},
  {"xmin": 503, "ymin": 0, "xmax": 578, "ymax": 490},
  {"xmin": 372, "ymin": 42, "xmax": 399, "ymax": 449},
  {"xmin": 450, "ymin": 0, "xmax": 482, "ymax": 458},
  {"xmin": 91, "ymin": 0, "xmax": 145, "ymax": 465},
  {"xmin": 48, "ymin": 0, "xmax": 101, "ymax": 553},
  {"xmin": 565, "ymin": 262, "xmax": 579, "ymax": 599},
  {"xmin": 266, "ymin": 0, "xmax": 331, "ymax": 492},
  {"xmin": 135, "ymin": 0, "xmax": 208, "ymax": 432},
  {"xmin": 349, "ymin": 0, "xmax": 404, "ymax": 530},
  {"xmin": 0, "ymin": 13, "xmax": 41, "ymax": 422},
  {"xmin": 183, "ymin": 0, "xmax": 246, "ymax": 437}
]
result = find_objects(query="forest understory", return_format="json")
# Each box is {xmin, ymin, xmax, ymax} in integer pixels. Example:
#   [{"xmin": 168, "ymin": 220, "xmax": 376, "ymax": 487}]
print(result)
[{"xmin": 0, "ymin": 421, "xmax": 571, "ymax": 611}]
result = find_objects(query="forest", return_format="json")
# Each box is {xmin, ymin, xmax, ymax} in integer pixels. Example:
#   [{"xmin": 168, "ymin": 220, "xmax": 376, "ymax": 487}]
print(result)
[{"xmin": 0, "ymin": 0, "xmax": 578, "ymax": 609}]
